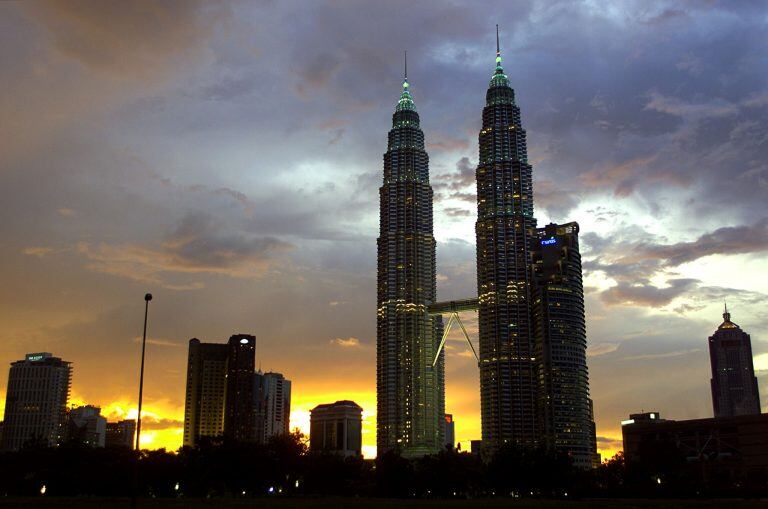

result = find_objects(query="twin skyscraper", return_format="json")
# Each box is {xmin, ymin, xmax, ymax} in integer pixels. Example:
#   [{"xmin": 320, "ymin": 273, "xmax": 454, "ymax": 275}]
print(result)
[{"xmin": 376, "ymin": 31, "xmax": 598, "ymax": 467}]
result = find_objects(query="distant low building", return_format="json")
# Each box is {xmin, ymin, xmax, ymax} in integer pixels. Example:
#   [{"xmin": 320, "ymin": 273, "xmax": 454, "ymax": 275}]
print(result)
[
  {"xmin": 443, "ymin": 414, "xmax": 455, "ymax": 450},
  {"xmin": 106, "ymin": 419, "xmax": 136, "ymax": 448},
  {"xmin": 2, "ymin": 353, "xmax": 71, "ymax": 451},
  {"xmin": 470, "ymin": 440, "xmax": 482, "ymax": 455},
  {"xmin": 310, "ymin": 400, "xmax": 362, "ymax": 456},
  {"xmin": 68, "ymin": 405, "xmax": 106, "ymax": 447},
  {"xmin": 622, "ymin": 412, "xmax": 768, "ymax": 484}
]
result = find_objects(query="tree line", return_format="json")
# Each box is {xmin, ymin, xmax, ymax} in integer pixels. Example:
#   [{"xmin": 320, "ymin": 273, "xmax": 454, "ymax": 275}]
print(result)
[{"xmin": 0, "ymin": 432, "xmax": 764, "ymax": 499}]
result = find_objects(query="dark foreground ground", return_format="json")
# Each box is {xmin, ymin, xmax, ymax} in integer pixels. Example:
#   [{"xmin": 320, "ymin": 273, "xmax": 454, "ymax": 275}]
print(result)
[{"xmin": 0, "ymin": 498, "xmax": 766, "ymax": 509}]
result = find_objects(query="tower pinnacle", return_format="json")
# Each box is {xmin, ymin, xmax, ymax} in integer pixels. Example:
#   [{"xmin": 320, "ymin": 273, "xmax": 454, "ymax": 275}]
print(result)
[{"xmin": 723, "ymin": 300, "xmax": 731, "ymax": 322}]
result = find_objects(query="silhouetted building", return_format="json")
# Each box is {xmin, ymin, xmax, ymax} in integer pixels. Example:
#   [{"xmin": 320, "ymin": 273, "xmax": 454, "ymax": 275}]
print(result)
[
  {"xmin": 67, "ymin": 405, "xmax": 106, "ymax": 447},
  {"xmin": 709, "ymin": 306, "xmax": 761, "ymax": 417},
  {"xmin": 443, "ymin": 414, "xmax": 455, "ymax": 450},
  {"xmin": 183, "ymin": 338, "xmax": 228, "ymax": 447},
  {"xmin": 531, "ymin": 222, "xmax": 596, "ymax": 468},
  {"xmin": 105, "ymin": 419, "xmax": 136, "ymax": 448},
  {"xmin": 475, "ymin": 31, "xmax": 538, "ymax": 450},
  {"xmin": 2, "ymin": 353, "xmax": 71, "ymax": 451},
  {"xmin": 310, "ymin": 400, "xmax": 362, "ymax": 456},
  {"xmin": 224, "ymin": 334, "xmax": 256, "ymax": 441},
  {"xmin": 622, "ymin": 412, "xmax": 768, "ymax": 484},
  {"xmin": 470, "ymin": 440, "xmax": 483, "ymax": 455},
  {"xmin": 254, "ymin": 371, "xmax": 291, "ymax": 442},
  {"xmin": 377, "ymin": 62, "xmax": 444, "ymax": 456}
]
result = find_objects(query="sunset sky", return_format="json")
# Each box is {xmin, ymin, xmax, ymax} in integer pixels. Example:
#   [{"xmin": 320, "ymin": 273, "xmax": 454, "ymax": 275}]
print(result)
[{"xmin": 1, "ymin": 0, "xmax": 766, "ymax": 460}]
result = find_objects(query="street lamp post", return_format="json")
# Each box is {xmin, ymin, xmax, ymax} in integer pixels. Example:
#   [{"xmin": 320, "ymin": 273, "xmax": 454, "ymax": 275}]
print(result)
[{"xmin": 132, "ymin": 293, "xmax": 152, "ymax": 508}]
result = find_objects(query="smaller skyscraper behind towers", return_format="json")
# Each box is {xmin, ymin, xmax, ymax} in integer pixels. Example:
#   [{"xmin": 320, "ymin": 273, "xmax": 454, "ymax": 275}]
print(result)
[
  {"xmin": 709, "ymin": 306, "xmax": 761, "ymax": 417},
  {"xmin": 254, "ymin": 371, "xmax": 291, "ymax": 442},
  {"xmin": 2, "ymin": 353, "xmax": 71, "ymax": 451},
  {"xmin": 530, "ymin": 223, "xmax": 597, "ymax": 468}
]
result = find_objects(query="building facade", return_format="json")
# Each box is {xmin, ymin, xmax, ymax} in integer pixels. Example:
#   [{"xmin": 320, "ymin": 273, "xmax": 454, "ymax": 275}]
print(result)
[
  {"xmin": 105, "ymin": 419, "xmax": 136, "ymax": 448},
  {"xmin": 709, "ymin": 306, "xmax": 761, "ymax": 417},
  {"xmin": 530, "ymin": 222, "xmax": 597, "ymax": 468},
  {"xmin": 254, "ymin": 371, "xmax": 291, "ymax": 442},
  {"xmin": 2, "ymin": 353, "xmax": 72, "ymax": 451},
  {"xmin": 67, "ymin": 405, "xmax": 106, "ymax": 447},
  {"xmin": 183, "ymin": 339, "xmax": 228, "ymax": 447},
  {"xmin": 310, "ymin": 400, "xmax": 362, "ymax": 456},
  {"xmin": 376, "ymin": 67, "xmax": 444, "ymax": 456},
  {"xmin": 224, "ymin": 334, "xmax": 256, "ymax": 441},
  {"xmin": 475, "ymin": 36, "xmax": 538, "ymax": 449},
  {"xmin": 443, "ymin": 413, "xmax": 455, "ymax": 450}
]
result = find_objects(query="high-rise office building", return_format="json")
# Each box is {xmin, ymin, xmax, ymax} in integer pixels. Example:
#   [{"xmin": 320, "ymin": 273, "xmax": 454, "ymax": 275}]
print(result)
[
  {"xmin": 183, "ymin": 338, "xmax": 228, "ymax": 447},
  {"xmin": 224, "ymin": 334, "xmax": 256, "ymax": 441},
  {"xmin": 475, "ymin": 31, "xmax": 537, "ymax": 449},
  {"xmin": 105, "ymin": 419, "xmax": 136, "ymax": 448},
  {"xmin": 2, "ymin": 353, "xmax": 71, "ymax": 451},
  {"xmin": 531, "ymin": 222, "xmax": 596, "ymax": 468},
  {"xmin": 254, "ymin": 371, "xmax": 291, "ymax": 442},
  {"xmin": 709, "ymin": 306, "xmax": 761, "ymax": 417},
  {"xmin": 376, "ymin": 62, "xmax": 444, "ymax": 456},
  {"xmin": 310, "ymin": 400, "xmax": 362, "ymax": 456},
  {"xmin": 67, "ymin": 405, "xmax": 107, "ymax": 447}
]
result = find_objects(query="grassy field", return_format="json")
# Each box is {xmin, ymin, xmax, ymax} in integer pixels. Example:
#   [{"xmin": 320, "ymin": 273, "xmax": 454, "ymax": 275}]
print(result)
[{"xmin": 0, "ymin": 498, "xmax": 766, "ymax": 509}]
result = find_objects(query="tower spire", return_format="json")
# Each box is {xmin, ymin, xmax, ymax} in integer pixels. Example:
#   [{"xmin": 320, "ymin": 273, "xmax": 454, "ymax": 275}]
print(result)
[
  {"xmin": 723, "ymin": 299, "xmax": 730, "ymax": 322},
  {"xmin": 496, "ymin": 24, "xmax": 500, "ymax": 56},
  {"xmin": 404, "ymin": 50, "xmax": 408, "ymax": 82}
]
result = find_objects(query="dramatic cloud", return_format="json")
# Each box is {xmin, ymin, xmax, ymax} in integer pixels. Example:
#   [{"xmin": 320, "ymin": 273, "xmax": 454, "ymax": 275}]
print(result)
[
  {"xmin": 330, "ymin": 337, "xmax": 362, "ymax": 348},
  {"xmin": 1, "ymin": 0, "xmax": 766, "ymax": 456}
]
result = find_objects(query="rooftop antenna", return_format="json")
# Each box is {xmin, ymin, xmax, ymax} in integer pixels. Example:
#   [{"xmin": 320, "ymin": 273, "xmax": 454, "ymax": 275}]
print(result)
[
  {"xmin": 404, "ymin": 50, "xmax": 408, "ymax": 81},
  {"xmin": 496, "ymin": 24, "xmax": 500, "ymax": 56}
]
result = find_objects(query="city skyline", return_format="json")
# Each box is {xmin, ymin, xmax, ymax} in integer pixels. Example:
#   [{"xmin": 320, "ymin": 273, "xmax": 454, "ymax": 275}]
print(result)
[{"xmin": 1, "ymin": 1, "xmax": 767, "ymax": 461}]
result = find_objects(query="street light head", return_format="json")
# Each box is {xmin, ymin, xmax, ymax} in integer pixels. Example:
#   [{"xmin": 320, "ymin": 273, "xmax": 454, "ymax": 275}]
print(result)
[{"xmin": 144, "ymin": 293, "xmax": 153, "ymax": 302}]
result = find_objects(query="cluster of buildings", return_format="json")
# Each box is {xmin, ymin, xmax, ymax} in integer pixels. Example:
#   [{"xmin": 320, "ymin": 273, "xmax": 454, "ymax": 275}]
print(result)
[
  {"xmin": 376, "ymin": 33, "xmax": 598, "ymax": 467},
  {"xmin": 183, "ymin": 334, "xmax": 292, "ymax": 446},
  {"xmin": 183, "ymin": 335, "xmax": 366, "ymax": 456},
  {"xmin": 621, "ymin": 307, "xmax": 766, "ymax": 479},
  {"xmin": 0, "ymin": 352, "xmax": 135, "ymax": 451}
]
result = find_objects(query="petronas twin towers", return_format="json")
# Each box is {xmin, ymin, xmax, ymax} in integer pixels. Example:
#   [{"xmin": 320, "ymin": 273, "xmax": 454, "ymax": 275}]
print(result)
[{"xmin": 377, "ymin": 32, "xmax": 597, "ymax": 466}]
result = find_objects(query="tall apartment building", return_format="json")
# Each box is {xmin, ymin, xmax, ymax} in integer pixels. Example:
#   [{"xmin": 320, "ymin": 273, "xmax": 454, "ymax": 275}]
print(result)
[
  {"xmin": 2, "ymin": 353, "xmax": 71, "ymax": 451},
  {"xmin": 183, "ymin": 339, "xmax": 228, "ymax": 447},
  {"xmin": 531, "ymin": 222, "xmax": 597, "ymax": 469},
  {"xmin": 254, "ymin": 371, "xmax": 291, "ymax": 442},
  {"xmin": 310, "ymin": 400, "xmax": 362, "ymax": 456},
  {"xmin": 224, "ymin": 334, "xmax": 256, "ymax": 441},
  {"xmin": 709, "ymin": 306, "xmax": 761, "ymax": 417}
]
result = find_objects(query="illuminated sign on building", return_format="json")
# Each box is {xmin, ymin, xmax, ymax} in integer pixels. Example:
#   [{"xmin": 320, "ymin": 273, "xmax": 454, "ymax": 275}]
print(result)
[
  {"xmin": 26, "ymin": 353, "xmax": 48, "ymax": 362},
  {"xmin": 541, "ymin": 237, "xmax": 557, "ymax": 246}
]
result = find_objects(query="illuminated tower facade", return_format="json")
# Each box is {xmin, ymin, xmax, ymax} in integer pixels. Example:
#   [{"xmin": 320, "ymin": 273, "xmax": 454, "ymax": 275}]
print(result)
[
  {"xmin": 475, "ymin": 32, "xmax": 538, "ymax": 449},
  {"xmin": 377, "ymin": 63, "xmax": 444, "ymax": 457},
  {"xmin": 709, "ymin": 306, "xmax": 761, "ymax": 417}
]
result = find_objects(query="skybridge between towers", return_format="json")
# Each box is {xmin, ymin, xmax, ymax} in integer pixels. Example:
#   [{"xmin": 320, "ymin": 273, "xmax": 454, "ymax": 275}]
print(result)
[{"xmin": 427, "ymin": 298, "xmax": 479, "ymax": 367}]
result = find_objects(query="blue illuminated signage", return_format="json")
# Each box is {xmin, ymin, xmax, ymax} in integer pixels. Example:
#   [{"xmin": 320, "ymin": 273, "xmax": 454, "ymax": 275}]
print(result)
[{"xmin": 541, "ymin": 237, "xmax": 557, "ymax": 246}]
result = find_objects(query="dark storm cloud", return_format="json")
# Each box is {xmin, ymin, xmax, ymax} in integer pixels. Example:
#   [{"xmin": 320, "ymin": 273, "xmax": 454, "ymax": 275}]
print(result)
[{"xmin": 20, "ymin": 0, "xmax": 226, "ymax": 80}]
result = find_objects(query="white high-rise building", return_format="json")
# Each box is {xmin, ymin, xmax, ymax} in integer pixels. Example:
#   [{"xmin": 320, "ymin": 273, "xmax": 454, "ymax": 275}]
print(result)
[
  {"xmin": 254, "ymin": 371, "xmax": 291, "ymax": 442},
  {"xmin": 2, "ymin": 353, "xmax": 71, "ymax": 451}
]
